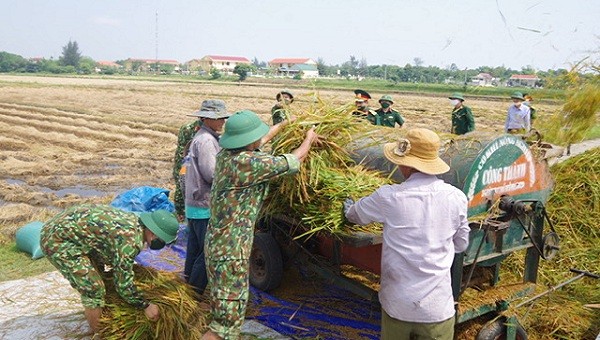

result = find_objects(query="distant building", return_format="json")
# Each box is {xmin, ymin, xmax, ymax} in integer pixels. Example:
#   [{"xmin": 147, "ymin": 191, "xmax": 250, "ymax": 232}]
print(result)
[
  {"xmin": 95, "ymin": 60, "xmax": 122, "ymax": 73},
  {"xmin": 269, "ymin": 58, "xmax": 318, "ymax": 77},
  {"xmin": 471, "ymin": 72, "xmax": 495, "ymax": 86},
  {"xmin": 507, "ymin": 74, "xmax": 539, "ymax": 88},
  {"xmin": 188, "ymin": 55, "xmax": 251, "ymax": 75},
  {"xmin": 96, "ymin": 61, "xmax": 121, "ymax": 68},
  {"xmin": 123, "ymin": 58, "xmax": 180, "ymax": 73}
]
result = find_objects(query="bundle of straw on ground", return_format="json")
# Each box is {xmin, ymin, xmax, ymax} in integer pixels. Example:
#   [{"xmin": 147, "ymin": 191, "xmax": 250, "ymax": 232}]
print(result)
[
  {"xmin": 495, "ymin": 147, "xmax": 600, "ymax": 339},
  {"xmin": 98, "ymin": 265, "xmax": 209, "ymax": 339},
  {"xmin": 264, "ymin": 98, "xmax": 392, "ymax": 238}
]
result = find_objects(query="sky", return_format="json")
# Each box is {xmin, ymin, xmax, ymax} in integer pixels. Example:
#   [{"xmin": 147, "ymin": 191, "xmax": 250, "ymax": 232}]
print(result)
[{"xmin": 1, "ymin": 0, "xmax": 598, "ymax": 71}]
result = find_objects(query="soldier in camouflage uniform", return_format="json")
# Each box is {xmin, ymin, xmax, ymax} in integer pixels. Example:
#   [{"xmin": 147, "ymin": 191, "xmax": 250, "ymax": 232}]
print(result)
[
  {"xmin": 271, "ymin": 89, "xmax": 294, "ymax": 125},
  {"xmin": 40, "ymin": 204, "xmax": 179, "ymax": 333},
  {"xmin": 202, "ymin": 110, "xmax": 318, "ymax": 340},
  {"xmin": 173, "ymin": 119, "xmax": 202, "ymax": 219}
]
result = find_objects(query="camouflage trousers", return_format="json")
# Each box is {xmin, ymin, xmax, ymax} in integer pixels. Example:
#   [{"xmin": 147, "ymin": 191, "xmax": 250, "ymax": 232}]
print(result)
[
  {"xmin": 40, "ymin": 234, "xmax": 106, "ymax": 308},
  {"xmin": 206, "ymin": 257, "xmax": 250, "ymax": 340}
]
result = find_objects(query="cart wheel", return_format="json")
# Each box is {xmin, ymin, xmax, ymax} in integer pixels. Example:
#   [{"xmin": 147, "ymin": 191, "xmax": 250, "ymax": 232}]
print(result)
[
  {"xmin": 249, "ymin": 232, "xmax": 283, "ymax": 292},
  {"xmin": 476, "ymin": 317, "xmax": 528, "ymax": 340}
]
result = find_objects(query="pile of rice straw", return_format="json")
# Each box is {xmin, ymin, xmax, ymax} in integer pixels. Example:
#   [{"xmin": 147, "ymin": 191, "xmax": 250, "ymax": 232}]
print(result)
[
  {"xmin": 98, "ymin": 265, "xmax": 209, "ymax": 339},
  {"xmin": 497, "ymin": 147, "xmax": 600, "ymax": 339},
  {"xmin": 264, "ymin": 98, "xmax": 392, "ymax": 239}
]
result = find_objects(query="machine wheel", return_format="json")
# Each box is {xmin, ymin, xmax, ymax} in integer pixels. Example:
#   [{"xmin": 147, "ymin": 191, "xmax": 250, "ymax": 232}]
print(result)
[
  {"xmin": 476, "ymin": 318, "xmax": 528, "ymax": 340},
  {"xmin": 249, "ymin": 232, "xmax": 283, "ymax": 292},
  {"xmin": 542, "ymin": 232, "xmax": 560, "ymax": 260}
]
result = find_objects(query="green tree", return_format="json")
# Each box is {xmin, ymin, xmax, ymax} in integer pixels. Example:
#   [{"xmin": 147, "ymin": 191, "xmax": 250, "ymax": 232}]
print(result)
[
  {"xmin": 233, "ymin": 63, "xmax": 256, "ymax": 81},
  {"xmin": 209, "ymin": 67, "xmax": 222, "ymax": 79},
  {"xmin": 316, "ymin": 57, "xmax": 329, "ymax": 77},
  {"xmin": 0, "ymin": 51, "xmax": 28, "ymax": 72},
  {"xmin": 59, "ymin": 40, "xmax": 82, "ymax": 68},
  {"xmin": 78, "ymin": 56, "xmax": 96, "ymax": 74}
]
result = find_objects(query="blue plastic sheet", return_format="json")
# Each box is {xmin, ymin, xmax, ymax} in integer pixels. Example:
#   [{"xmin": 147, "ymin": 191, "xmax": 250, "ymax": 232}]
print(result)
[
  {"xmin": 135, "ymin": 226, "xmax": 381, "ymax": 339},
  {"xmin": 110, "ymin": 186, "xmax": 175, "ymax": 213}
]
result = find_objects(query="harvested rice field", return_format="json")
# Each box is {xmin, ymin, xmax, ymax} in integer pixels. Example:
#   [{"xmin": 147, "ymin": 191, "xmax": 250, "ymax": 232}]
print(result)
[
  {"xmin": 0, "ymin": 74, "xmax": 564, "ymax": 234},
  {"xmin": 1, "ymin": 74, "xmax": 598, "ymax": 339}
]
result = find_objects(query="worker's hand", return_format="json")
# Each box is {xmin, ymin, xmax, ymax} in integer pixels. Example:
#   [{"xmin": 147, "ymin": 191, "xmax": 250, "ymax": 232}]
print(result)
[
  {"xmin": 144, "ymin": 303, "xmax": 160, "ymax": 321},
  {"xmin": 342, "ymin": 197, "xmax": 355, "ymax": 215},
  {"xmin": 306, "ymin": 126, "xmax": 325, "ymax": 147}
]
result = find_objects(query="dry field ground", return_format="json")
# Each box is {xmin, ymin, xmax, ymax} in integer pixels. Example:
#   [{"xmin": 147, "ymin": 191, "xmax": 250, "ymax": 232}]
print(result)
[{"xmin": 0, "ymin": 74, "xmax": 565, "ymax": 240}]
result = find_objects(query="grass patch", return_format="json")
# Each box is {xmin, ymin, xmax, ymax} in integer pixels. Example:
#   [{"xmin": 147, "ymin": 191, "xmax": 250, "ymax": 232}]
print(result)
[
  {"xmin": 0, "ymin": 242, "xmax": 55, "ymax": 282},
  {"xmin": 584, "ymin": 124, "xmax": 600, "ymax": 139}
]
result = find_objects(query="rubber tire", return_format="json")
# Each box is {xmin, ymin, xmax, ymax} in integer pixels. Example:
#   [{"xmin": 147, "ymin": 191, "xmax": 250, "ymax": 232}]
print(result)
[
  {"xmin": 249, "ymin": 232, "xmax": 283, "ymax": 292},
  {"xmin": 476, "ymin": 318, "xmax": 528, "ymax": 340}
]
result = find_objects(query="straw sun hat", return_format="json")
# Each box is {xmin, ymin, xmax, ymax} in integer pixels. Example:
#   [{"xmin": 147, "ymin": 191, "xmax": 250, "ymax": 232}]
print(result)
[{"xmin": 383, "ymin": 128, "xmax": 450, "ymax": 175}]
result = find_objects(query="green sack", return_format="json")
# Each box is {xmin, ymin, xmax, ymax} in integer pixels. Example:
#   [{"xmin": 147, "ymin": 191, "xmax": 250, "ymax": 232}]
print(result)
[{"xmin": 15, "ymin": 221, "xmax": 45, "ymax": 260}]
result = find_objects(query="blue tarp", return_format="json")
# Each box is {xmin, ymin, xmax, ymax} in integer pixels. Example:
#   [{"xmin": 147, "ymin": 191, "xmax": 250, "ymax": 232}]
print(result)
[
  {"xmin": 135, "ymin": 226, "xmax": 381, "ymax": 339},
  {"xmin": 110, "ymin": 186, "xmax": 175, "ymax": 213}
]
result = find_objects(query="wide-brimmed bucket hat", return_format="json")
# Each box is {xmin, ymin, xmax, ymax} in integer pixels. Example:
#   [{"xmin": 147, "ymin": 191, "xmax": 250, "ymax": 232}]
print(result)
[
  {"xmin": 383, "ymin": 128, "xmax": 449, "ymax": 175},
  {"xmin": 510, "ymin": 92, "xmax": 525, "ymax": 101},
  {"xmin": 187, "ymin": 99, "xmax": 230, "ymax": 119},
  {"xmin": 219, "ymin": 110, "xmax": 269, "ymax": 149},
  {"xmin": 139, "ymin": 210, "xmax": 179, "ymax": 244},
  {"xmin": 448, "ymin": 92, "xmax": 465, "ymax": 101}
]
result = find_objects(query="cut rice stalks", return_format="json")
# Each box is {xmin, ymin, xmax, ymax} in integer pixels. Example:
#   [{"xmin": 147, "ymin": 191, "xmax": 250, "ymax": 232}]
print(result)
[
  {"xmin": 264, "ymin": 99, "xmax": 392, "ymax": 239},
  {"xmin": 98, "ymin": 265, "xmax": 209, "ymax": 340}
]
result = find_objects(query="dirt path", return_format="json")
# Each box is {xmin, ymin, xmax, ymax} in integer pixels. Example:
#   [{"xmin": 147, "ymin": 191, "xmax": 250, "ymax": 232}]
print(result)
[{"xmin": 550, "ymin": 138, "xmax": 600, "ymax": 166}]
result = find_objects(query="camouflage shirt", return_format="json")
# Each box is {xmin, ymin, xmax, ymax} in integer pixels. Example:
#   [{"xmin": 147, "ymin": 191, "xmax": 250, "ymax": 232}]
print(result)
[
  {"xmin": 206, "ymin": 150, "xmax": 300, "ymax": 260},
  {"xmin": 173, "ymin": 120, "xmax": 202, "ymax": 179},
  {"xmin": 40, "ymin": 204, "xmax": 148, "ymax": 308},
  {"xmin": 271, "ymin": 104, "xmax": 290, "ymax": 125}
]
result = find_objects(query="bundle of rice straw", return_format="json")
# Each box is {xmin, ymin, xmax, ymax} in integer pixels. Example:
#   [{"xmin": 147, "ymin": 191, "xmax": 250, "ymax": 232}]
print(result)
[
  {"xmin": 98, "ymin": 265, "xmax": 209, "ymax": 339},
  {"xmin": 264, "ymin": 97, "xmax": 393, "ymax": 239}
]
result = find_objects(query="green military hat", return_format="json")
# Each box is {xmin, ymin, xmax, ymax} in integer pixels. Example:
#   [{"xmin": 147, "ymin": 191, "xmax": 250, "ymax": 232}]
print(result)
[
  {"xmin": 510, "ymin": 92, "xmax": 525, "ymax": 101},
  {"xmin": 276, "ymin": 89, "xmax": 294, "ymax": 102},
  {"xmin": 378, "ymin": 94, "xmax": 394, "ymax": 104},
  {"xmin": 139, "ymin": 210, "xmax": 179, "ymax": 244},
  {"xmin": 448, "ymin": 92, "xmax": 465, "ymax": 101},
  {"xmin": 354, "ymin": 89, "xmax": 371, "ymax": 102},
  {"xmin": 219, "ymin": 110, "xmax": 269, "ymax": 149},
  {"xmin": 187, "ymin": 99, "xmax": 230, "ymax": 118}
]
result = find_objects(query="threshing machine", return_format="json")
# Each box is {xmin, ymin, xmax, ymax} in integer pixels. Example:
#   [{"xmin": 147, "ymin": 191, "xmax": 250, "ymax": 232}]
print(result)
[{"xmin": 250, "ymin": 131, "xmax": 575, "ymax": 339}]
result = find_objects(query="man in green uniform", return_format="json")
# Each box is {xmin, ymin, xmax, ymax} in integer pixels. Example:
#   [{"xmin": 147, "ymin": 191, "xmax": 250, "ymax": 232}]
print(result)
[
  {"xmin": 40, "ymin": 204, "xmax": 179, "ymax": 334},
  {"xmin": 271, "ymin": 89, "xmax": 294, "ymax": 125},
  {"xmin": 352, "ymin": 89, "xmax": 376, "ymax": 120},
  {"xmin": 372, "ymin": 95, "xmax": 405, "ymax": 128},
  {"xmin": 449, "ymin": 92, "xmax": 475, "ymax": 135},
  {"xmin": 173, "ymin": 119, "xmax": 202, "ymax": 220},
  {"xmin": 201, "ymin": 111, "xmax": 318, "ymax": 340}
]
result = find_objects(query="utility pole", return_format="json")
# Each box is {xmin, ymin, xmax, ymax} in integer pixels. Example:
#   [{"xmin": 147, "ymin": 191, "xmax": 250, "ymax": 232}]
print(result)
[{"xmin": 155, "ymin": 11, "xmax": 159, "ymax": 75}]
